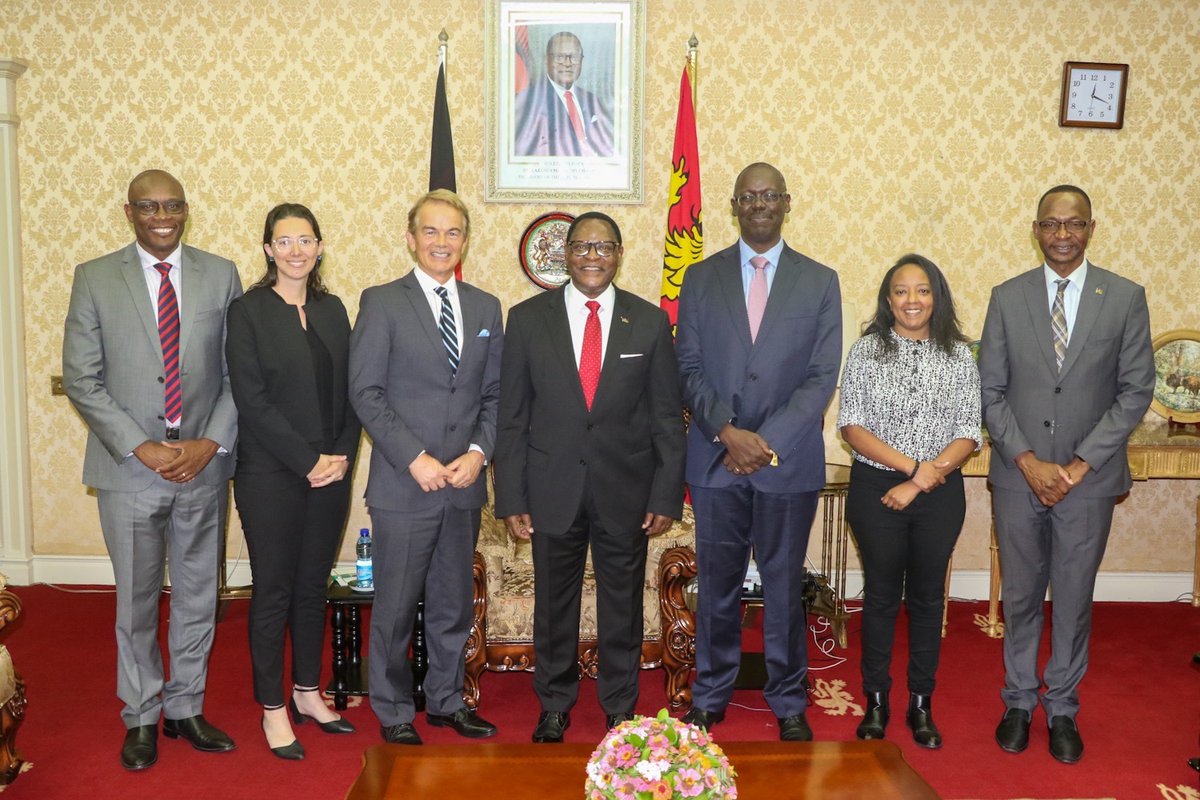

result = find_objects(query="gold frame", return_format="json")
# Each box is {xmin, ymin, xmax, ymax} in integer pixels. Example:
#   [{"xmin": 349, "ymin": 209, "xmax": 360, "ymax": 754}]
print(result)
[
  {"xmin": 1149, "ymin": 328, "xmax": 1200, "ymax": 422},
  {"xmin": 484, "ymin": 0, "xmax": 645, "ymax": 203}
]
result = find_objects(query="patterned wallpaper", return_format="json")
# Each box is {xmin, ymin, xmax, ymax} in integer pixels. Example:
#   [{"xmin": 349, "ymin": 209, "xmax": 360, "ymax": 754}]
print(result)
[{"xmin": 4, "ymin": 0, "xmax": 1199, "ymax": 572}]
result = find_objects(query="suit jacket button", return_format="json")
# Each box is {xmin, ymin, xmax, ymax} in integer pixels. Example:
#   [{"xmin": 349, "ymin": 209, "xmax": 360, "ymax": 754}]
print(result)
[
  {"xmin": 749, "ymin": 373, "xmax": 758, "ymax": 381},
  {"xmin": 1054, "ymin": 387, "xmax": 1062, "ymax": 394},
  {"xmin": 586, "ymin": 424, "xmax": 594, "ymax": 431},
  {"xmin": 449, "ymin": 424, "xmax": 457, "ymax": 431},
  {"xmin": 157, "ymin": 376, "xmax": 164, "ymax": 384},
  {"xmin": 450, "ymin": 387, "xmax": 456, "ymax": 394},
  {"xmin": 1043, "ymin": 420, "xmax": 1051, "ymax": 427},
  {"xmin": 579, "ymin": 459, "xmax": 586, "ymax": 466}
]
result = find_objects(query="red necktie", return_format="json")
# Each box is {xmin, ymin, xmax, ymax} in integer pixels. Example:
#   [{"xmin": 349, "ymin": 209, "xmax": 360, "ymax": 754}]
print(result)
[
  {"xmin": 563, "ymin": 90, "xmax": 586, "ymax": 143},
  {"xmin": 578, "ymin": 300, "xmax": 601, "ymax": 411},
  {"xmin": 154, "ymin": 263, "xmax": 182, "ymax": 423}
]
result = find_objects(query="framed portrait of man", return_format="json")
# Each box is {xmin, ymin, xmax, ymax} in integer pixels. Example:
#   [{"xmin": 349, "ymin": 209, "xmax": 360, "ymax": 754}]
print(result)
[{"xmin": 485, "ymin": 0, "xmax": 645, "ymax": 203}]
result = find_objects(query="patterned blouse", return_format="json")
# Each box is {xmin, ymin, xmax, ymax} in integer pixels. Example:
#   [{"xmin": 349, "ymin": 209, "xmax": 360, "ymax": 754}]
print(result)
[{"xmin": 838, "ymin": 329, "xmax": 982, "ymax": 470}]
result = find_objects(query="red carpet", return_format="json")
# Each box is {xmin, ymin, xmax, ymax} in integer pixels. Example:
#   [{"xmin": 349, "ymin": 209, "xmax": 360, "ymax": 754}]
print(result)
[{"xmin": 3, "ymin": 585, "xmax": 1198, "ymax": 799}]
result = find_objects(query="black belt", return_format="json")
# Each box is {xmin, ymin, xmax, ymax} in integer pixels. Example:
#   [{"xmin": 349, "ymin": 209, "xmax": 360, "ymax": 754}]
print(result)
[{"xmin": 165, "ymin": 426, "xmax": 181, "ymax": 441}]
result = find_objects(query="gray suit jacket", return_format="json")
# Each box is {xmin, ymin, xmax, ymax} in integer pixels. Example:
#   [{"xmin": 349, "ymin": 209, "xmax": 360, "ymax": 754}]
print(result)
[
  {"xmin": 349, "ymin": 270, "xmax": 503, "ymax": 512},
  {"xmin": 979, "ymin": 264, "xmax": 1154, "ymax": 497},
  {"xmin": 676, "ymin": 242, "xmax": 842, "ymax": 494},
  {"xmin": 63, "ymin": 242, "xmax": 242, "ymax": 491}
]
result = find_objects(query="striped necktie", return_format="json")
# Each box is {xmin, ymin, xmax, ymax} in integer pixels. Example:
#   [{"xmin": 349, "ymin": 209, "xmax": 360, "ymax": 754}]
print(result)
[
  {"xmin": 435, "ymin": 285, "xmax": 459, "ymax": 375},
  {"xmin": 154, "ymin": 262, "xmax": 182, "ymax": 423},
  {"xmin": 1051, "ymin": 279, "xmax": 1069, "ymax": 370}
]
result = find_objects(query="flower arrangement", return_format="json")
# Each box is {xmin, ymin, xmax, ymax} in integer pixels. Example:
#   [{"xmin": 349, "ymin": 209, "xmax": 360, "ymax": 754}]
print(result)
[{"xmin": 584, "ymin": 709, "xmax": 737, "ymax": 799}]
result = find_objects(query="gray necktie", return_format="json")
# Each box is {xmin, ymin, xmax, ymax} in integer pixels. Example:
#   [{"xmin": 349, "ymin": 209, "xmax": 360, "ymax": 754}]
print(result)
[{"xmin": 1051, "ymin": 279, "xmax": 1069, "ymax": 370}]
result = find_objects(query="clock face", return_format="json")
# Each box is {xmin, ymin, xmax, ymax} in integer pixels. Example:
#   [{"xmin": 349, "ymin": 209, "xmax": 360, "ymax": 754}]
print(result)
[{"xmin": 1065, "ymin": 68, "xmax": 1122, "ymax": 122}]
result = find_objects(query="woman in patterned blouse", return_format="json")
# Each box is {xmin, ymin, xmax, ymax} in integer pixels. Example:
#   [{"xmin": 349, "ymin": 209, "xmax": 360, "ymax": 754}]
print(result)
[{"xmin": 838, "ymin": 254, "xmax": 981, "ymax": 749}]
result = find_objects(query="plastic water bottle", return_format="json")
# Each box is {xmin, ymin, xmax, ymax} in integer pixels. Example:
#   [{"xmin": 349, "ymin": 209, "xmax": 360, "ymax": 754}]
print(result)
[{"xmin": 355, "ymin": 528, "xmax": 373, "ymax": 589}]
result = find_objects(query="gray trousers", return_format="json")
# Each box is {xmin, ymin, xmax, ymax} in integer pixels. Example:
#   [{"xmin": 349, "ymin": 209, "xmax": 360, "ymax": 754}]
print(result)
[
  {"xmin": 367, "ymin": 503, "xmax": 479, "ymax": 726},
  {"xmin": 98, "ymin": 480, "xmax": 226, "ymax": 728},
  {"xmin": 992, "ymin": 485, "xmax": 1115, "ymax": 720}
]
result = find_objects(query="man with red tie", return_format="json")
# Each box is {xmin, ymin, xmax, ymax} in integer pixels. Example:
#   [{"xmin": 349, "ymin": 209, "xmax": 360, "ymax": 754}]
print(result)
[
  {"xmin": 514, "ymin": 31, "xmax": 615, "ymax": 158},
  {"xmin": 63, "ymin": 170, "xmax": 242, "ymax": 770},
  {"xmin": 495, "ymin": 212, "xmax": 685, "ymax": 743}
]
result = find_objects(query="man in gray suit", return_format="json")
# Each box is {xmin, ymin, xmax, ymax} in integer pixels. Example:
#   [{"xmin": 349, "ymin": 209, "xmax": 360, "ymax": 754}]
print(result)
[
  {"xmin": 63, "ymin": 169, "xmax": 241, "ymax": 770},
  {"xmin": 980, "ymin": 184, "xmax": 1153, "ymax": 764},
  {"xmin": 350, "ymin": 189, "xmax": 503, "ymax": 745},
  {"xmin": 675, "ymin": 162, "xmax": 842, "ymax": 741}
]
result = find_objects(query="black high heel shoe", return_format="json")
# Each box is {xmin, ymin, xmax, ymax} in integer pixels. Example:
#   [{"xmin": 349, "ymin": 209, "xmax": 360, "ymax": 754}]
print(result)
[
  {"xmin": 262, "ymin": 716, "xmax": 305, "ymax": 761},
  {"xmin": 290, "ymin": 694, "xmax": 356, "ymax": 734}
]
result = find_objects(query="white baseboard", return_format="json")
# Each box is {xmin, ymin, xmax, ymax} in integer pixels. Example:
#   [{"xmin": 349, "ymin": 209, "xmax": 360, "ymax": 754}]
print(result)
[{"xmin": 8, "ymin": 556, "xmax": 1195, "ymax": 604}]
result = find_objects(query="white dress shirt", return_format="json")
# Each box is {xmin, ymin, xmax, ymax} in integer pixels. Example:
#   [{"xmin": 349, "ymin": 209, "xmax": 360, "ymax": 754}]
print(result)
[
  {"xmin": 564, "ymin": 281, "xmax": 615, "ymax": 367},
  {"xmin": 1043, "ymin": 259, "xmax": 1089, "ymax": 341}
]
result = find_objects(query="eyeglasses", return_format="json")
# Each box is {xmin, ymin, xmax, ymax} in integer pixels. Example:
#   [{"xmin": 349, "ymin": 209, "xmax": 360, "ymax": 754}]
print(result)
[
  {"xmin": 271, "ymin": 236, "xmax": 320, "ymax": 251},
  {"xmin": 1037, "ymin": 219, "xmax": 1090, "ymax": 233},
  {"xmin": 567, "ymin": 240, "xmax": 618, "ymax": 257},
  {"xmin": 550, "ymin": 54, "xmax": 581, "ymax": 65},
  {"xmin": 733, "ymin": 191, "xmax": 786, "ymax": 208},
  {"xmin": 130, "ymin": 200, "xmax": 186, "ymax": 216}
]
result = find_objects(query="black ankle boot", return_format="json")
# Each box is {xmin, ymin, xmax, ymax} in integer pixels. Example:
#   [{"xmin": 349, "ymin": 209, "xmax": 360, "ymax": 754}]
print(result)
[
  {"xmin": 906, "ymin": 693, "xmax": 942, "ymax": 749},
  {"xmin": 856, "ymin": 691, "xmax": 889, "ymax": 740}
]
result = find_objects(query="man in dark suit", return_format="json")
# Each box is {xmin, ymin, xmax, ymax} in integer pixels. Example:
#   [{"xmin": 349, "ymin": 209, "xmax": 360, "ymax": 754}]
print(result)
[
  {"xmin": 675, "ymin": 162, "xmax": 842, "ymax": 741},
  {"xmin": 980, "ymin": 185, "xmax": 1154, "ymax": 764},
  {"xmin": 349, "ymin": 189, "xmax": 503, "ymax": 745},
  {"xmin": 514, "ymin": 31, "xmax": 615, "ymax": 158},
  {"xmin": 62, "ymin": 169, "xmax": 241, "ymax": 770},
  {"xmin": 495, "ymin": 211, "xmax": 685, "ymax": 743}
]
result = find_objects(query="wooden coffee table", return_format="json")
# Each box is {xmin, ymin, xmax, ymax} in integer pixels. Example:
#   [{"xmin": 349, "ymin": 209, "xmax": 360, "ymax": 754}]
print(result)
[{"xmin": 345, "ymin": 740, "xmax": 940, "ymax": 799}]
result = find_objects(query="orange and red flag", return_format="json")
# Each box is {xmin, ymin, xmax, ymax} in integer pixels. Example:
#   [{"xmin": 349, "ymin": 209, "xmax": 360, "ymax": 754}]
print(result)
[{"xmin": 660, "ymin": 66, "xmax": 702, "ymax": 329}]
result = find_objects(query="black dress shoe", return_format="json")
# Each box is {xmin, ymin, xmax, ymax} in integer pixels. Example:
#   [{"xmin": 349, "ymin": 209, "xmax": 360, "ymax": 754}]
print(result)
[
  {"xmin": 855, "ymin": 691, "xmax": 889, "ymax": 740},
  {"xmin": 120, "ymin": 725, "xmax": 158, "ymax": 771},
  {"xmin": 906, "ymin": 694, "xmax": 942, "ymax": 749},
  {"xmin": 163, "ymin": 715, "xmax": 236, "ymax": 753},
  {"xmin": 605, "ymin": 712, "xmax": 635, "ymax": 730},
  {"xmin": 532, "ymin": 711, "xmax": 570, "ymax": 743},
  {"xmin": 380, "ymin": 723, "xmax": 423, "ymax": 745},
  {"xmin": 778, "ymin": 714, "xmax": 813, "ymax": 742},
  {"xmin": 1048, "ymin": 715, "xmax": 1083, "ymax": 764},
  {"xmin": 681, "ymin": 707, "xmax": 725, "ymax": 732},
  {"xmin": 427, "ymin": 708, "xmax": 497, "ymax": 739},
  {"xmin": 289, "ymin": 697, "xmax": 356, "ymax": 734},
  {"xmin": 995, "ymin": 707, "xmax": 1031, "ymax": 754}
]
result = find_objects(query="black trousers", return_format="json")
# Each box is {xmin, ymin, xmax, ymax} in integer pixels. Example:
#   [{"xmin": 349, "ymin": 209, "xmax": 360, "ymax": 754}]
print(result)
[
  {"xmin": 532, "ymin": 486, "xmax": 648, "ymax": 716},
  {"xmin": 845, "ymin": 461, "xmax": 965, "ymax": 696},
  {"xmin": 234, "ymin": 468, "xmax": 352, "ymax": 707}
]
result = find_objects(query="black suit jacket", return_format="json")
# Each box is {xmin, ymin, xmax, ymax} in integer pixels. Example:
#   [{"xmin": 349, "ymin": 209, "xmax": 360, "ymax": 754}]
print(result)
[
  {"xmin": 226, "ymin": 286, "xmax": 361, "ymax": 476},
  {"xmin": 494, "ymin": 285, "xmax": 686, "ymax": 534}
]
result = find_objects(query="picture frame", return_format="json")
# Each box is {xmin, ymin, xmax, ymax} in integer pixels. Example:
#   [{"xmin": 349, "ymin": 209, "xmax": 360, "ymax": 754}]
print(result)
[
  {"xmin": 1149, "ymin": 329, "xmax": 1200, "ymax": 423},
  {"xmin": 484, "ymin": 0, "xmax": 645, "ymax": 203}
]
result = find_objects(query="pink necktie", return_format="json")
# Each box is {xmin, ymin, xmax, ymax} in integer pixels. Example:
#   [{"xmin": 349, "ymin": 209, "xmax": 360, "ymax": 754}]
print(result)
[
  {"xmin": 579, "ymin": 300, "xmax": 601, "ymax": 410},
  {"xmin": 564, "ymin": 90, "xmax": 585, "ymax": 143},
  {"xmin": 747, "ymin": 256, "xmax": 769, "ymax": 342}
]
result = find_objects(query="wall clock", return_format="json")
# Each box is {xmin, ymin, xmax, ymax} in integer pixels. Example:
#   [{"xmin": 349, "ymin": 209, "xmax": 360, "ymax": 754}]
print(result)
[{"xmin": 1059, "ymin": 61, "xmax": 1128, "ymax": 129}]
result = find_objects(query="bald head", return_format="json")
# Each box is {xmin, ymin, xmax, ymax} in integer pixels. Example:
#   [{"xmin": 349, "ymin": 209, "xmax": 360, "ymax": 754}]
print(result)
[{"xmin": 128, "ymin": 169, "xmax": 185, "ymax": 203}]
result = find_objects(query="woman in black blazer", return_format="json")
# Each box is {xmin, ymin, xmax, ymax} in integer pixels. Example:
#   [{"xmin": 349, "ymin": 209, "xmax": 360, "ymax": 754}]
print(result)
[{"xmin": 226, "ymin": 204, "xmax": 360, "ymax": 759}]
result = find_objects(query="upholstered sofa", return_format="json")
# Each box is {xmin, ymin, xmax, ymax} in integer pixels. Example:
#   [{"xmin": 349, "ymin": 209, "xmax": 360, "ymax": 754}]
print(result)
[
  {"xmin": 0, "ymin": 576, "xmax": 25, "ymax": 784},
  {"xmin": 463, "ymin": 494, "xmax": 698, "ymax": 712}
]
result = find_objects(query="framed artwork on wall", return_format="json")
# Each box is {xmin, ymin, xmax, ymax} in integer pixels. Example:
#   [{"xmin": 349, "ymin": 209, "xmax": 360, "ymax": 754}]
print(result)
[
  {"xmin": 484, "ymin": 0, "xmax": 645, "ymax": 203},
  {"xmin": 1150, "ymin": 329, "xmax": 1200, "ymax": 423}
]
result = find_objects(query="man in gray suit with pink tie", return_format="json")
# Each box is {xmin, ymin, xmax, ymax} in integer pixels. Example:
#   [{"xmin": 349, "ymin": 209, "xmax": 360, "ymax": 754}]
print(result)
[
  {"xmin": 675, "ymin": 162, "xmax": 842, "ymax": 741},
  {"xmin": 349, "ymin": 189, "xmax": 503, "ymax": 745},
  {"xmin": 980, "ymin": 185, "xmax": 1153, "ymax": 764},
  {"xmin": 63, "ymin": 169, "xmax": 241, "ymax": 770}
]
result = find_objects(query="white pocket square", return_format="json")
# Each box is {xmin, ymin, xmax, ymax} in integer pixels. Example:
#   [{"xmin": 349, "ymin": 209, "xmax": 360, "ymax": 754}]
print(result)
[
  {"xmin": 619, "ymin": 353, "xmax": 643, "ymax": 359},
  {"xmin": 477, "ymin": 329, "xmax": 490, "ymax": 337}
]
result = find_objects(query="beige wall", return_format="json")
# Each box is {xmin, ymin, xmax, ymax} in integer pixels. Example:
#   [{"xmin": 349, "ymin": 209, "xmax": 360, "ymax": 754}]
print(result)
[{"xmin": 4, "ymin": 0, "xmax": 1199, "ymax": 575}]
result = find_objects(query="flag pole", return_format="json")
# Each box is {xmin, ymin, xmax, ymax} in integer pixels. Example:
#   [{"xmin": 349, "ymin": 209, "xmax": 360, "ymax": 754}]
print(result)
[
  {"xmin": 438, "ymin": 28, "xmax": 448, "ymax": 70},
  {"xmin": 687, "ymin": 33, "xmax": 698, "ymax": 108}
]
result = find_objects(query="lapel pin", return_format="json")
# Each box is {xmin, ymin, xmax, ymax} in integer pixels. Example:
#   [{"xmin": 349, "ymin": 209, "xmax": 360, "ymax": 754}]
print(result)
[
  {"xmin": 1094, "ymin": 287, "xmax": 1104, "ymax": 295},
  {"xmin": 620, "ymin": 316, "xmax": 630, "ymax": 324}
]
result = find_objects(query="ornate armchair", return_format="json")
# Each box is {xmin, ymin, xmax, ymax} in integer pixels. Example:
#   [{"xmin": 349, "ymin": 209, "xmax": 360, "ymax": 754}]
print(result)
[
  {"xmin": 0, "ymin": 576, "xmax": 26, "ymax": 784},
  {"xmin": 464, "ymin": 497, "xmax": 698, "ymax": 712}
]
